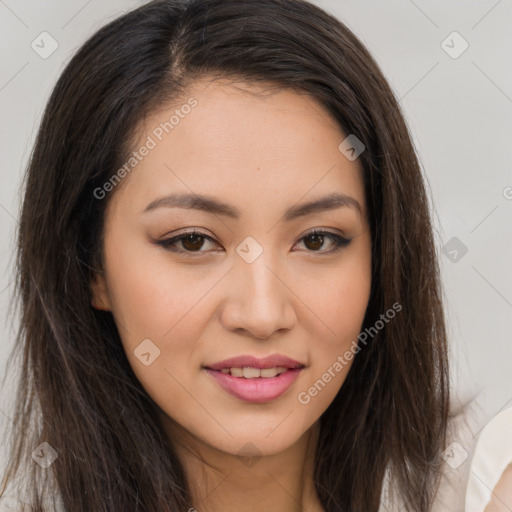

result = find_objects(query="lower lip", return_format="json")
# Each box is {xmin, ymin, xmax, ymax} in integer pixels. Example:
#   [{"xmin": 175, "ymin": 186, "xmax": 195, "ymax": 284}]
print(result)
[{"xmin": 204, "ymin": 368, "xmax": 302, "ymax": 403}]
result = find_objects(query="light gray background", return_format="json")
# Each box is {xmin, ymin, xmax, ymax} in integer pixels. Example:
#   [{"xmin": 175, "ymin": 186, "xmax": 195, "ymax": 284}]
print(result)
[{"xmin": 1, "ymin": 0, "xmax": 511, "ymax": 507}]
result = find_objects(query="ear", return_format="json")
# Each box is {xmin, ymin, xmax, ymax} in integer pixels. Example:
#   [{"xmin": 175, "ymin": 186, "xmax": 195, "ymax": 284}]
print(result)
[{"xmin": 90, "ymin": 271, "xmax": 112, "ymax": 311}]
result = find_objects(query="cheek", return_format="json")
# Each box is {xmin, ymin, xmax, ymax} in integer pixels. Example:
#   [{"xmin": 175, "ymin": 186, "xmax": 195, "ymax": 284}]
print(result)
[
  {"xmin": 301, "ymin": 241, "xmax": 371, "ymax": 342},
  {"xmin": 104, "ymin": 232, "xmax": 214, "ymax": 341},
  {"xmin": 104, "ymin": 250, "xmax": 213, "ymax": 420},
  {"xmin": 295, "ymin": 242, "xmax": 371, "ymax": 405},
  {"xmin": 102, "ymin": 236, "xmax": 221, "ymax": 402}
]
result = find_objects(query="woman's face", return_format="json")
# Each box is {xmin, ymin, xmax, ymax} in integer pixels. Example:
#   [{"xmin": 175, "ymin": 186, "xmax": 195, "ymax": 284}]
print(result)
[{"xmin": 91, "ymin": 77, "xmax": 372, "ymax": 458}]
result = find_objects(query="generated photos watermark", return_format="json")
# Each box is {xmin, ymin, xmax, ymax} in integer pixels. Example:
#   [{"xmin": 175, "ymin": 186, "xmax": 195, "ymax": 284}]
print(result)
[
  {"xmin": 297, "ymin": 301, "xmax": 402, "ymax": 405},
  {"xmin": 93, "ymin": 97, "xmax": 198, "ymax": 200}
]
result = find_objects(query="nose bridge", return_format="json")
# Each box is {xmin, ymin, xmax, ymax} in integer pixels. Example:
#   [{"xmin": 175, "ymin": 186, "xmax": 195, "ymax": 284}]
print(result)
[
  {"xmin": 237, "ymin": 245, "xmax": 283, "ymax": 305},
  {"xmin": 221, "ymin": 240, "xmax": 295, "ymax": 337}
]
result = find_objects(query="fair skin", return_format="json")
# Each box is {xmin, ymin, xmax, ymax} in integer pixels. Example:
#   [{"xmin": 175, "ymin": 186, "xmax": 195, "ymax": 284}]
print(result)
[
  {"xmin": 484, "ymin": 463, "xmax": 512, "ymax": 512},
  {"xmin": 91, "ymin": 77, "xmax": 372, "ymax": 511}
]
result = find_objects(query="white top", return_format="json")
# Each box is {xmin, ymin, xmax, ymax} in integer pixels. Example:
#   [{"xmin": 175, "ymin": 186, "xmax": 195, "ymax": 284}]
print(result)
[
  {"xmin": 465, "ymin": 407, "xmax": 512, "ymax": 511},
  {"xmin": 379, "ymin": 397, "xmax": 480, "ymax": 511}
]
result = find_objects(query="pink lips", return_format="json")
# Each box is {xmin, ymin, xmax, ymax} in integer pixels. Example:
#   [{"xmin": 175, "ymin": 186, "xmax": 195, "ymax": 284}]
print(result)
[{"xmin": 204, "ymin": 354, "xmax": 305, "ymax": 403}]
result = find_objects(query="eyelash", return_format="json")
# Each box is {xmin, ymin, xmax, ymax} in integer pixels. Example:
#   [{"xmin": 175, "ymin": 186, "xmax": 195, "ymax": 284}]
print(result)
[{"xmin": 155, "ymin": 228, "xmax": 351, "ymax": 256}]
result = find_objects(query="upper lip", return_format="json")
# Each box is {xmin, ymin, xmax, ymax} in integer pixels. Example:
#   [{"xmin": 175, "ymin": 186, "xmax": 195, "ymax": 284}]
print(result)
[{"xmin": 204, "ymin": 354, "xmax": 305, "ymax": 371}]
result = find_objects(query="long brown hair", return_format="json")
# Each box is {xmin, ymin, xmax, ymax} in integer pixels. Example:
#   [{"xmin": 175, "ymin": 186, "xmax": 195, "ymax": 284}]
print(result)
[{"xmin": 1, "ymin": 0, "xmax": 449, "ymax": 510}]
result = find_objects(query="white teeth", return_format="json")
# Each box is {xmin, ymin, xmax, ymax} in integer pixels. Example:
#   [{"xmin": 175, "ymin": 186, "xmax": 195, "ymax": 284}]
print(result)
[
  {"xmin": 260, "ymin": 367, "xmax": 279, "ymax": 378},
  {"xmin": 243, "ymin": 367, "xmax": 261, "ymax": 378},
  {"xmin": 219, "ymin": 366, "xmax": 290, "ymax": 378},
  {"xmin": 230, "ymin": 367, "xmax": 244, "ymax": 377}
]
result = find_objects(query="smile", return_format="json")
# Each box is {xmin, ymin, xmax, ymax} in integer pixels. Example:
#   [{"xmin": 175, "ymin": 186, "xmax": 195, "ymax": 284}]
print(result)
[{"xmin": 218, "ymin": 366, "xmax": 289, "ymax": 378}]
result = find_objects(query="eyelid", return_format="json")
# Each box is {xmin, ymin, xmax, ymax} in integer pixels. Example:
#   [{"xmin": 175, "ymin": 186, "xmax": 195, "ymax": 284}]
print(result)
[
  {"xmin": 299, "ymin": 226, "xmax": 347, "ymax": 239},
  {"xmin": 161, "ymin": 227, "xmax": 213, "ymax": 239}
]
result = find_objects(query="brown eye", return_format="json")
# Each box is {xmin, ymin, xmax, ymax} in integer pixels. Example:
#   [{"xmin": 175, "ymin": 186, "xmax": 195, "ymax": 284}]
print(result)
[
  {"xmin": 156, "ymin": 231, "xmax": 219, "ymax": 254},
  {"xmin": 181, "ymin": 233, "xmax": 207, "ymax": 251},
  {"xmin": 303, "ymin": 233, "xmax": 325, "ymax": 251},
  {"xmin": 295, "ymin": 230, "xmax": 351, "ymax": 253}
]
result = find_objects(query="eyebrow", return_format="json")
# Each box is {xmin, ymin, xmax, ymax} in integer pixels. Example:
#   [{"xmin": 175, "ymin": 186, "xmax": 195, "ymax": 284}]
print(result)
[{"xmin": 143, "ymin": 192, "xmax": 363, "ymax": 221}]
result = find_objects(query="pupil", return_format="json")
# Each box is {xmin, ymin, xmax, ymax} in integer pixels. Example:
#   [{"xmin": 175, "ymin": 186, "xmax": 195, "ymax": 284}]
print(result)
[
  {"xmin": 183, "ymin": 234, "xmax": 204, "ymax": 251},
  {"xmin": 306, "ymin": 234, "xmax": 323, "ymax": 250}
]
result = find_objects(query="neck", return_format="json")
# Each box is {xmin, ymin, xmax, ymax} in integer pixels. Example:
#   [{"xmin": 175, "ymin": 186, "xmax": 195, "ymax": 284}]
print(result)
[{"xmin": 162, "ymin": 417, "xmax": 324, "ymax": 512}]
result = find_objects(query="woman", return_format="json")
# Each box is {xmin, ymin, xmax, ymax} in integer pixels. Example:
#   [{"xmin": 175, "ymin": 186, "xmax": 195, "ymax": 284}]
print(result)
[{"xmin": 0, "ymin": 0, "xmax": 450, "ymax": 510}]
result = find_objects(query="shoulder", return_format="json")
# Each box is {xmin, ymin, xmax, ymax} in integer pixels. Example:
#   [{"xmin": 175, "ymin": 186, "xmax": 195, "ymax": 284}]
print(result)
[
  {"xmin": 466, "ymin": 408, "xmax": 512, "ymax": 511},
  {"xmin": 379, "ymin": 394, "xmax": 482, "ymax": 511},
  {"xmin": 431, "ymin": 393, "xmax": 482, "ymax": 511},
  {"xmin": 0, "ymin": 494, "xmax": 66, "ymax": 512},
  {"xmin": 0, "ymin": 496, "xmax": 27, "ymax": 511}
]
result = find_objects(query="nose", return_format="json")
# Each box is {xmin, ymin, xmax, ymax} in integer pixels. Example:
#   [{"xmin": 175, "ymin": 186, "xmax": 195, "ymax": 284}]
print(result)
[{"xmin": 219, "ymin": 251, "xmax": 296, "ymax": 339}]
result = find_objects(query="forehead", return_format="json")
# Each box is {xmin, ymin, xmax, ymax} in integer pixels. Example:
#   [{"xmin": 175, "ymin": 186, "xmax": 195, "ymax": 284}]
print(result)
[{"xmin": 108, "ymin": 77, "xmax": 366, "ymax": 221}]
